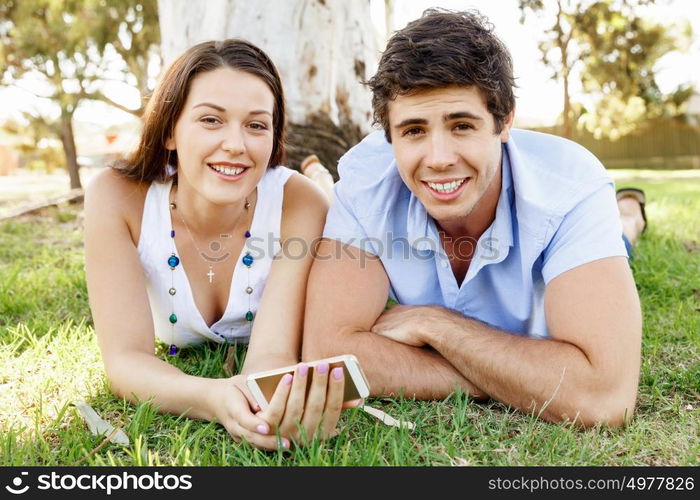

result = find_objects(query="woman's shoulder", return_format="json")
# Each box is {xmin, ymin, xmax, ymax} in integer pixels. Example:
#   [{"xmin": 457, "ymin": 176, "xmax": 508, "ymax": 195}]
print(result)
[
  {"xmin": 280, "ymin": 170, "xmax": 329, "ymax": 237},
  {"xmin": 84, "ymin": 167, "xmax": 151, "ymax": 244},
  {"xmin": 282, "ymin": 170, "xmax": 329, "ymax": 214}
]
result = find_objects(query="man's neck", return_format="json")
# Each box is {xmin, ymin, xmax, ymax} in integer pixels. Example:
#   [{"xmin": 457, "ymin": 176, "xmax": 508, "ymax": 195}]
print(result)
[{"xmin": 436, "ymin": 165, "xmax": 502, "ymax": 241}]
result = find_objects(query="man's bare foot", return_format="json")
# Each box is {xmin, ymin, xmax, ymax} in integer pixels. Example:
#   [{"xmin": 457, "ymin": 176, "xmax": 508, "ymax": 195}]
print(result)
[
  {"xmin": 301, "ymin": 154, "xmax": 334, "ymax": 201},
  {"xmin": 617, "ymin": 189, "xmax": 646, "ymax": 245}
]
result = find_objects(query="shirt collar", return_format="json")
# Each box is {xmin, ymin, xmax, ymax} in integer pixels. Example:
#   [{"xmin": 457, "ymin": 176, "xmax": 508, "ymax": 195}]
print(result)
[{"xmin": 406, "ymin": 145, "xmax": 515, "ymax": 256}]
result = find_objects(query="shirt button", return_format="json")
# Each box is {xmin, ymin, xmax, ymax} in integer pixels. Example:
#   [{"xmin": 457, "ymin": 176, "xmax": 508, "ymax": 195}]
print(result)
[{"xmin": 441, "ymin": 260, "xmax": 449, "ymax": 268}]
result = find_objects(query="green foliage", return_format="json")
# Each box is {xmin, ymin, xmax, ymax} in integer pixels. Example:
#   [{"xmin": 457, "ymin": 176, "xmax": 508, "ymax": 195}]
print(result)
[
  {"xmin": 574, "ymin": 1, "xmax": 693, "ymax": 139},
  {"xmin": 0, "ymin": 0, "xmax": 160, "ymax": 186},
  {"xmin": 2, "ymin": 116, "xmax": 65, "ymax": 171},
  {"xmin": 518, "ymin": 0, "xmax": 694, "ymax": 140},
  {"xmin": 0, "ymin": 0, "xmax": 160, "ymax": 115}
]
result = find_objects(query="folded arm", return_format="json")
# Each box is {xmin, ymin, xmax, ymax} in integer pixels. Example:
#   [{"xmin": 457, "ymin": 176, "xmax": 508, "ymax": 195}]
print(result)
[
  {"xmin": 302, "ymin": 239, "xmax": 486, "ymax": 400},
  {"xmin": 372, "ymin": 256, "xmax": 642, "ymax": 427}
]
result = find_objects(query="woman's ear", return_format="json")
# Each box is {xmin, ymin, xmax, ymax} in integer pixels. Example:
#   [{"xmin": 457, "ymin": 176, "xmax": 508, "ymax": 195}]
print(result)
[{"xmin": 165, "ymin": 136, "xmax": 176, "ymax": 150}]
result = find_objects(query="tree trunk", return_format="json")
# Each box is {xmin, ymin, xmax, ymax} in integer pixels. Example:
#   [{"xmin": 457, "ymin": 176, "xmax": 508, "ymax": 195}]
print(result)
[
  {"xmin": 158, "ymin": 0, "xmax": 378, "ymax": 179},
  {"xmin": 556, "ymin": 0, "xmax": 573, "ymax": 139},
  {"xmin": 562, "ymin": 63, "xmax": 573, "ymax": 139},
  {"xmin": 59, "ymin": 112, "xmax": 82, "ymax": 190}
]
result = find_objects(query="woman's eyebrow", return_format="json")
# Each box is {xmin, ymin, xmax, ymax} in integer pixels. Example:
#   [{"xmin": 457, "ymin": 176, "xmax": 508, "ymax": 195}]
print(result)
[{"xmin": 193, "ymin": 102, "xmax": 226, "ymax": 111}]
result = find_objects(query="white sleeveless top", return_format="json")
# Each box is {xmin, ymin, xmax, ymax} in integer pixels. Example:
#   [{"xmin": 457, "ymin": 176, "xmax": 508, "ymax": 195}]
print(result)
[{"xmin": 137, "ymin": 166, "xmax": 295, "ymax": 347}]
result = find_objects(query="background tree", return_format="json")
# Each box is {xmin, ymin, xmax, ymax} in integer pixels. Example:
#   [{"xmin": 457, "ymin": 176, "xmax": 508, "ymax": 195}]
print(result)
[
  {"xmin": 573, "ymin": 1, "xmax": 692, "ymax": 139},
  {"xmin": 518, "ymin": 0, "xmax": 692, "ymax": 140},
  {"xmin": 519, "ymin": 0, "xmax": 580, "ymax": 139},
  {"xmin": 0, "ymin": 0, "xmax": 160, "ymax": 189},
  {"xmin": 158, "ymin": 0, "xmax": 379, "ymax": 178}
]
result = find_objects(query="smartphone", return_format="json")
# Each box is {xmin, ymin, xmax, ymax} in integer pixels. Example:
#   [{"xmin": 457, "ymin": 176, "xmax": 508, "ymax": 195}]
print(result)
[{"xmin": 246, "ymin": 354, "xmax": 370, "ymax": 410}]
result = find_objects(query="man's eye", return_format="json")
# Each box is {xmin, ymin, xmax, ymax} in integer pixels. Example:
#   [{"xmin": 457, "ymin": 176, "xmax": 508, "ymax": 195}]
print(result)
[
  {"xmin": 403, "ymin": 127, "xmax": 423, "ymax": 137},
  {"xmin": 455, "ymin": 123, "xmax": 473, "ymax": 131}
]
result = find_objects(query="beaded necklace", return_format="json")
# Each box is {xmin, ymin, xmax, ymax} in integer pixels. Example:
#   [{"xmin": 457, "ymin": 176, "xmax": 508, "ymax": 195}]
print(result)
[{"xmin": 165, "ymin": 189, "xmax": 256, "ymax": 355}]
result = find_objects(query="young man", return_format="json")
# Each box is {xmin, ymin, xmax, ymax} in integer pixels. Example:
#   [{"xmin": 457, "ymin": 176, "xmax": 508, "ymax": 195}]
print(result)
[{"xmin": 303, "ymin": 10, "xmax": 642, "ymax": 427}]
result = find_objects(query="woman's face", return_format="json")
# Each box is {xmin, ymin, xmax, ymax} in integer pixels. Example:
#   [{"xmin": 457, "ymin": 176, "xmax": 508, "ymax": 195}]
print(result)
[{"xmin": 166, "ymin": 67, "xmax": 275, "ymax": 205}]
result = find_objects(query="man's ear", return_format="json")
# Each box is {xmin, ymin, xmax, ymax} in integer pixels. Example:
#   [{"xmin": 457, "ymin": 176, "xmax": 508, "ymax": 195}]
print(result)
[{"xmin": 499, "ymin": 109, "xmax": 515, "ymax": 143}]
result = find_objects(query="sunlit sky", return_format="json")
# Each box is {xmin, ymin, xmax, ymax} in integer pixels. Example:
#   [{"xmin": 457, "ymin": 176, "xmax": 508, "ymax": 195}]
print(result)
[{"xmin": 1, "ymin": 0, "xmax": 698, "ymax": 133}]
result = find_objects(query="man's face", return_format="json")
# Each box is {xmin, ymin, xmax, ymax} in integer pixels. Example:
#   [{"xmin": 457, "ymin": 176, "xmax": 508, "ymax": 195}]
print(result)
[{"xmin": 388, "ymin": 86, "xmax": 513, "ymax": 226}]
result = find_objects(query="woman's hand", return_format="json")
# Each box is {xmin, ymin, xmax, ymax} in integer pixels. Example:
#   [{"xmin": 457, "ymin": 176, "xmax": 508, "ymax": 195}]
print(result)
[
  {"xmin": 209, "ymin": 375, "xmax": 291, "ymax": 451},
  {"xmin": 258, "ymin": 362, "xmax": 352, "ymax": 446}
]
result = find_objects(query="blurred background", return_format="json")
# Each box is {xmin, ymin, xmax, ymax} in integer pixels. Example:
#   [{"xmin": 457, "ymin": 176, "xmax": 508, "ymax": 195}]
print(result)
[{"xmin": 1, "ymin": 0, "xmax": 698, "ymax": 217}]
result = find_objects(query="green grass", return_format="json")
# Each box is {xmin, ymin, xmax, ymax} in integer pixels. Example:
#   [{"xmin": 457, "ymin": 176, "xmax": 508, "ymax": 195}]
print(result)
[{"xmin": 0, "ymin": 172, "xmax": 698, "ymax": 466}]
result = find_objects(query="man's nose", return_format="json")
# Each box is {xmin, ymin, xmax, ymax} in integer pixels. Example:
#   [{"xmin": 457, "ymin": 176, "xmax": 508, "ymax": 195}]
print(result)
[{"xmin": 426, "ymin": 132, "xmax": 458, "ymax": 170}]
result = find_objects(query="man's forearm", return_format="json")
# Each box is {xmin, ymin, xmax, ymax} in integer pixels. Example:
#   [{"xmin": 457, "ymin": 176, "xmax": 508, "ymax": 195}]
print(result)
[
  {"xmin": 303, "ymin": 326, "xmax": 486, "ymax": 400},
  {"xmin": 422, "ymin": 308, "xmax": 625, "ymax": 425}
]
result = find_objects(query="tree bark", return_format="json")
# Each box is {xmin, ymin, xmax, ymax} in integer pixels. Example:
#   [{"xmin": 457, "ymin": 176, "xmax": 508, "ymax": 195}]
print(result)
[
  {"xmin": 157, "ymin": 0, "xmax": 378, "ymax": 179},
  {"xmin": 59, "ymin": 112, "xmax": 82, "ymax": 190}
]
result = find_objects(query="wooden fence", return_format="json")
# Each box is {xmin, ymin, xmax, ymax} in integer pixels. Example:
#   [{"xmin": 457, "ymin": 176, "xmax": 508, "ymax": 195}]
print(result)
[{"xmin": 532, "ymin": 120, "xmax": 700, "ymax": 169}]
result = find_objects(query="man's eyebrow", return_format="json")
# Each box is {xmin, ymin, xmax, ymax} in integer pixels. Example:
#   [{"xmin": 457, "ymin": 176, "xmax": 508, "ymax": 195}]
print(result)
[
  {"xmin": 444, "ymin": 111, "xmax": 484, "ymax": 121},
  {"xmin": 393, "ymin": 118, "xmax": 428, "ymax": 129}
]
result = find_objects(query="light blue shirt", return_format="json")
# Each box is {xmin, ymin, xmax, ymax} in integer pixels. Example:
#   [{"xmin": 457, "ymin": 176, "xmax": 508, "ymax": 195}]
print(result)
[{"xmin": 323, "ymin": 129, "xmax": 628, "ymax": 338}]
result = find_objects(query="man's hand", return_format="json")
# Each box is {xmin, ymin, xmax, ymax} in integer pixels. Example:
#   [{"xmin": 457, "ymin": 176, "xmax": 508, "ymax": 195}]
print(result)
[{"xmin": 371, "ymin": 305, "xmax": 445, "ymax": 347}]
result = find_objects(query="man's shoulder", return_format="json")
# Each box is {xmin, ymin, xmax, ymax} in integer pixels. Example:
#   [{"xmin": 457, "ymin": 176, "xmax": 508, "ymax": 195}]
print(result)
[
  {"xmin": 508, "ymin": 129, "xmax": 612, "ymax": 218},
  {"xmin": 510, "ymin": 128, "xmax": 606, "ymax": 177},
  {"xmin": 335, "ymin": 130, "xmax": 409, "ymax": 218}
]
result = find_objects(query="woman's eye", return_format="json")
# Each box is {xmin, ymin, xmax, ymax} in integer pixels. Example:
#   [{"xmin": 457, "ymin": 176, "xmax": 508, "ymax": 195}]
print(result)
[
  {"xmin": 249, "ymin": 122, "xmax": 269, "ymax": 130},
  {"xmin": 200, "ymin": 117, "xmax": 221, "ymax": 125}
]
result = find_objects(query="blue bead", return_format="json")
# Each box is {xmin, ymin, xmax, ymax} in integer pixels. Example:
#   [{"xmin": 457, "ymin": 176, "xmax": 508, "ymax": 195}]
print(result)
[
  {"xmin": 168, "ymin": 344, "xmax": 178, "ymax": 356},
  {"xmin": 245, "ymin": 311, "xmax": 254, "ymax": 322},
  {"xmin": 168, "ymin": 255, "xmax": 180, "ymax": 268},
  {"xmin": 170, "ymin": 229, "xmax": 175, "ymax": 238},
  {"xmin": 242, "ymin": 254, "xmax": 254, "ymax": 267},
  {"xmin": 245, "ymin": 230, "xmax": 251, "ymax": 238}
]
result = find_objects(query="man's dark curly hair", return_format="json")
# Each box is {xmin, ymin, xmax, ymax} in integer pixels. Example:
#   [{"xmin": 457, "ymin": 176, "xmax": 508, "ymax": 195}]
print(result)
[{"xmin": 368, "ymin": 9, "xmax": 516, "ymax": 142}]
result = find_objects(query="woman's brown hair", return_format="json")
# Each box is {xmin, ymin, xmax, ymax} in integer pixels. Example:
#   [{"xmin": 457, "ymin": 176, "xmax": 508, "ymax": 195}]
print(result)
[{"xmin": 115, "ymin": 39, "xmax": 286, "ymax": 182}]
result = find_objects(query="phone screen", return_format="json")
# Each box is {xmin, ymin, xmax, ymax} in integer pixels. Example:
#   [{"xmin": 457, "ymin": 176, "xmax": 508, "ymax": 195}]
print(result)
[{"xmin": 251, "ymin": 359, "xmax": 365, "ymax": 405}]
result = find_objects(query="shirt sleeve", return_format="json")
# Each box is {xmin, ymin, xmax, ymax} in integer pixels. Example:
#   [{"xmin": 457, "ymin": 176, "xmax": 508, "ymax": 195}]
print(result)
[
  {"xmin": 322, "ymin": 179, "xmax": 379, "ymax": 257},
  {"xmin": 542, "ymin": 182, "xmax": 628, "ymax": 284}
]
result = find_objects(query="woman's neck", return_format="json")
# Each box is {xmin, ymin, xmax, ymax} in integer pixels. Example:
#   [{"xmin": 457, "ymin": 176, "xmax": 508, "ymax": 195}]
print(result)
[{"xmin": 171, "ymin": 181, "xmax": 254, "ymax": 237}]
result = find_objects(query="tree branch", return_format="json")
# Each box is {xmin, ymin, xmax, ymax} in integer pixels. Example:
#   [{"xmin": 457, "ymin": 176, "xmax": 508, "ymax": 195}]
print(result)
[{"xmin": 82, "ymin": 90, "xmax": 143, "ymax": 117}]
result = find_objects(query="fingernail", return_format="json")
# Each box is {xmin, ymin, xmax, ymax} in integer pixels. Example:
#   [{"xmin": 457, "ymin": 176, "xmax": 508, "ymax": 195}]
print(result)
[
  {"xmin": 281, "ymin": 438, "xmax": 290, "ymax": 449},
  {"xmin": 317, "ymin": 362, "xmax": 329, "ymax": 374},
  {"xmin": 256, "ymin": 424, "xmax": 269, "ymax": 434},
  {"xmin": 332, "ymin": 367, "xmax": 343, "ymax": 380},
  {"xmin": 298, "ymin": 363, "xmax": 309, "ymax": 377},
  {"xmin": 282, "ymin": 373, "xmax": 293, "ymax": 385}
]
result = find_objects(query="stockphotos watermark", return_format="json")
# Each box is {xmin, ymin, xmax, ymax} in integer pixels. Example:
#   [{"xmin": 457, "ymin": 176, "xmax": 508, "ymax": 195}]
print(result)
[
  {"xmin": 4, "ymin": 470, "xmax": 192, "ymax": 495},
  {"xmin": 189, "ymin": 232, "xmax": 501, "ymax": 267}
]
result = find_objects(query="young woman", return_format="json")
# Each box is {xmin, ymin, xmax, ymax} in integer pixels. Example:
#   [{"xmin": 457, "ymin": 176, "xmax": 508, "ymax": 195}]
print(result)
[{"xmin": 84, "ymin": 39, "xmax": 353, "ymax": 451}]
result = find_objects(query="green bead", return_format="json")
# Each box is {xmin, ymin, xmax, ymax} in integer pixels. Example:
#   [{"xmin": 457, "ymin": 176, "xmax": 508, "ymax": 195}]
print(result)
[
  {"xmin": 245, "ymin": 311, "xmax": 254, "ymax": 322},
  {"xmin": 169, "ymin": 313, "xmax": 177, "ymax": 324}
]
